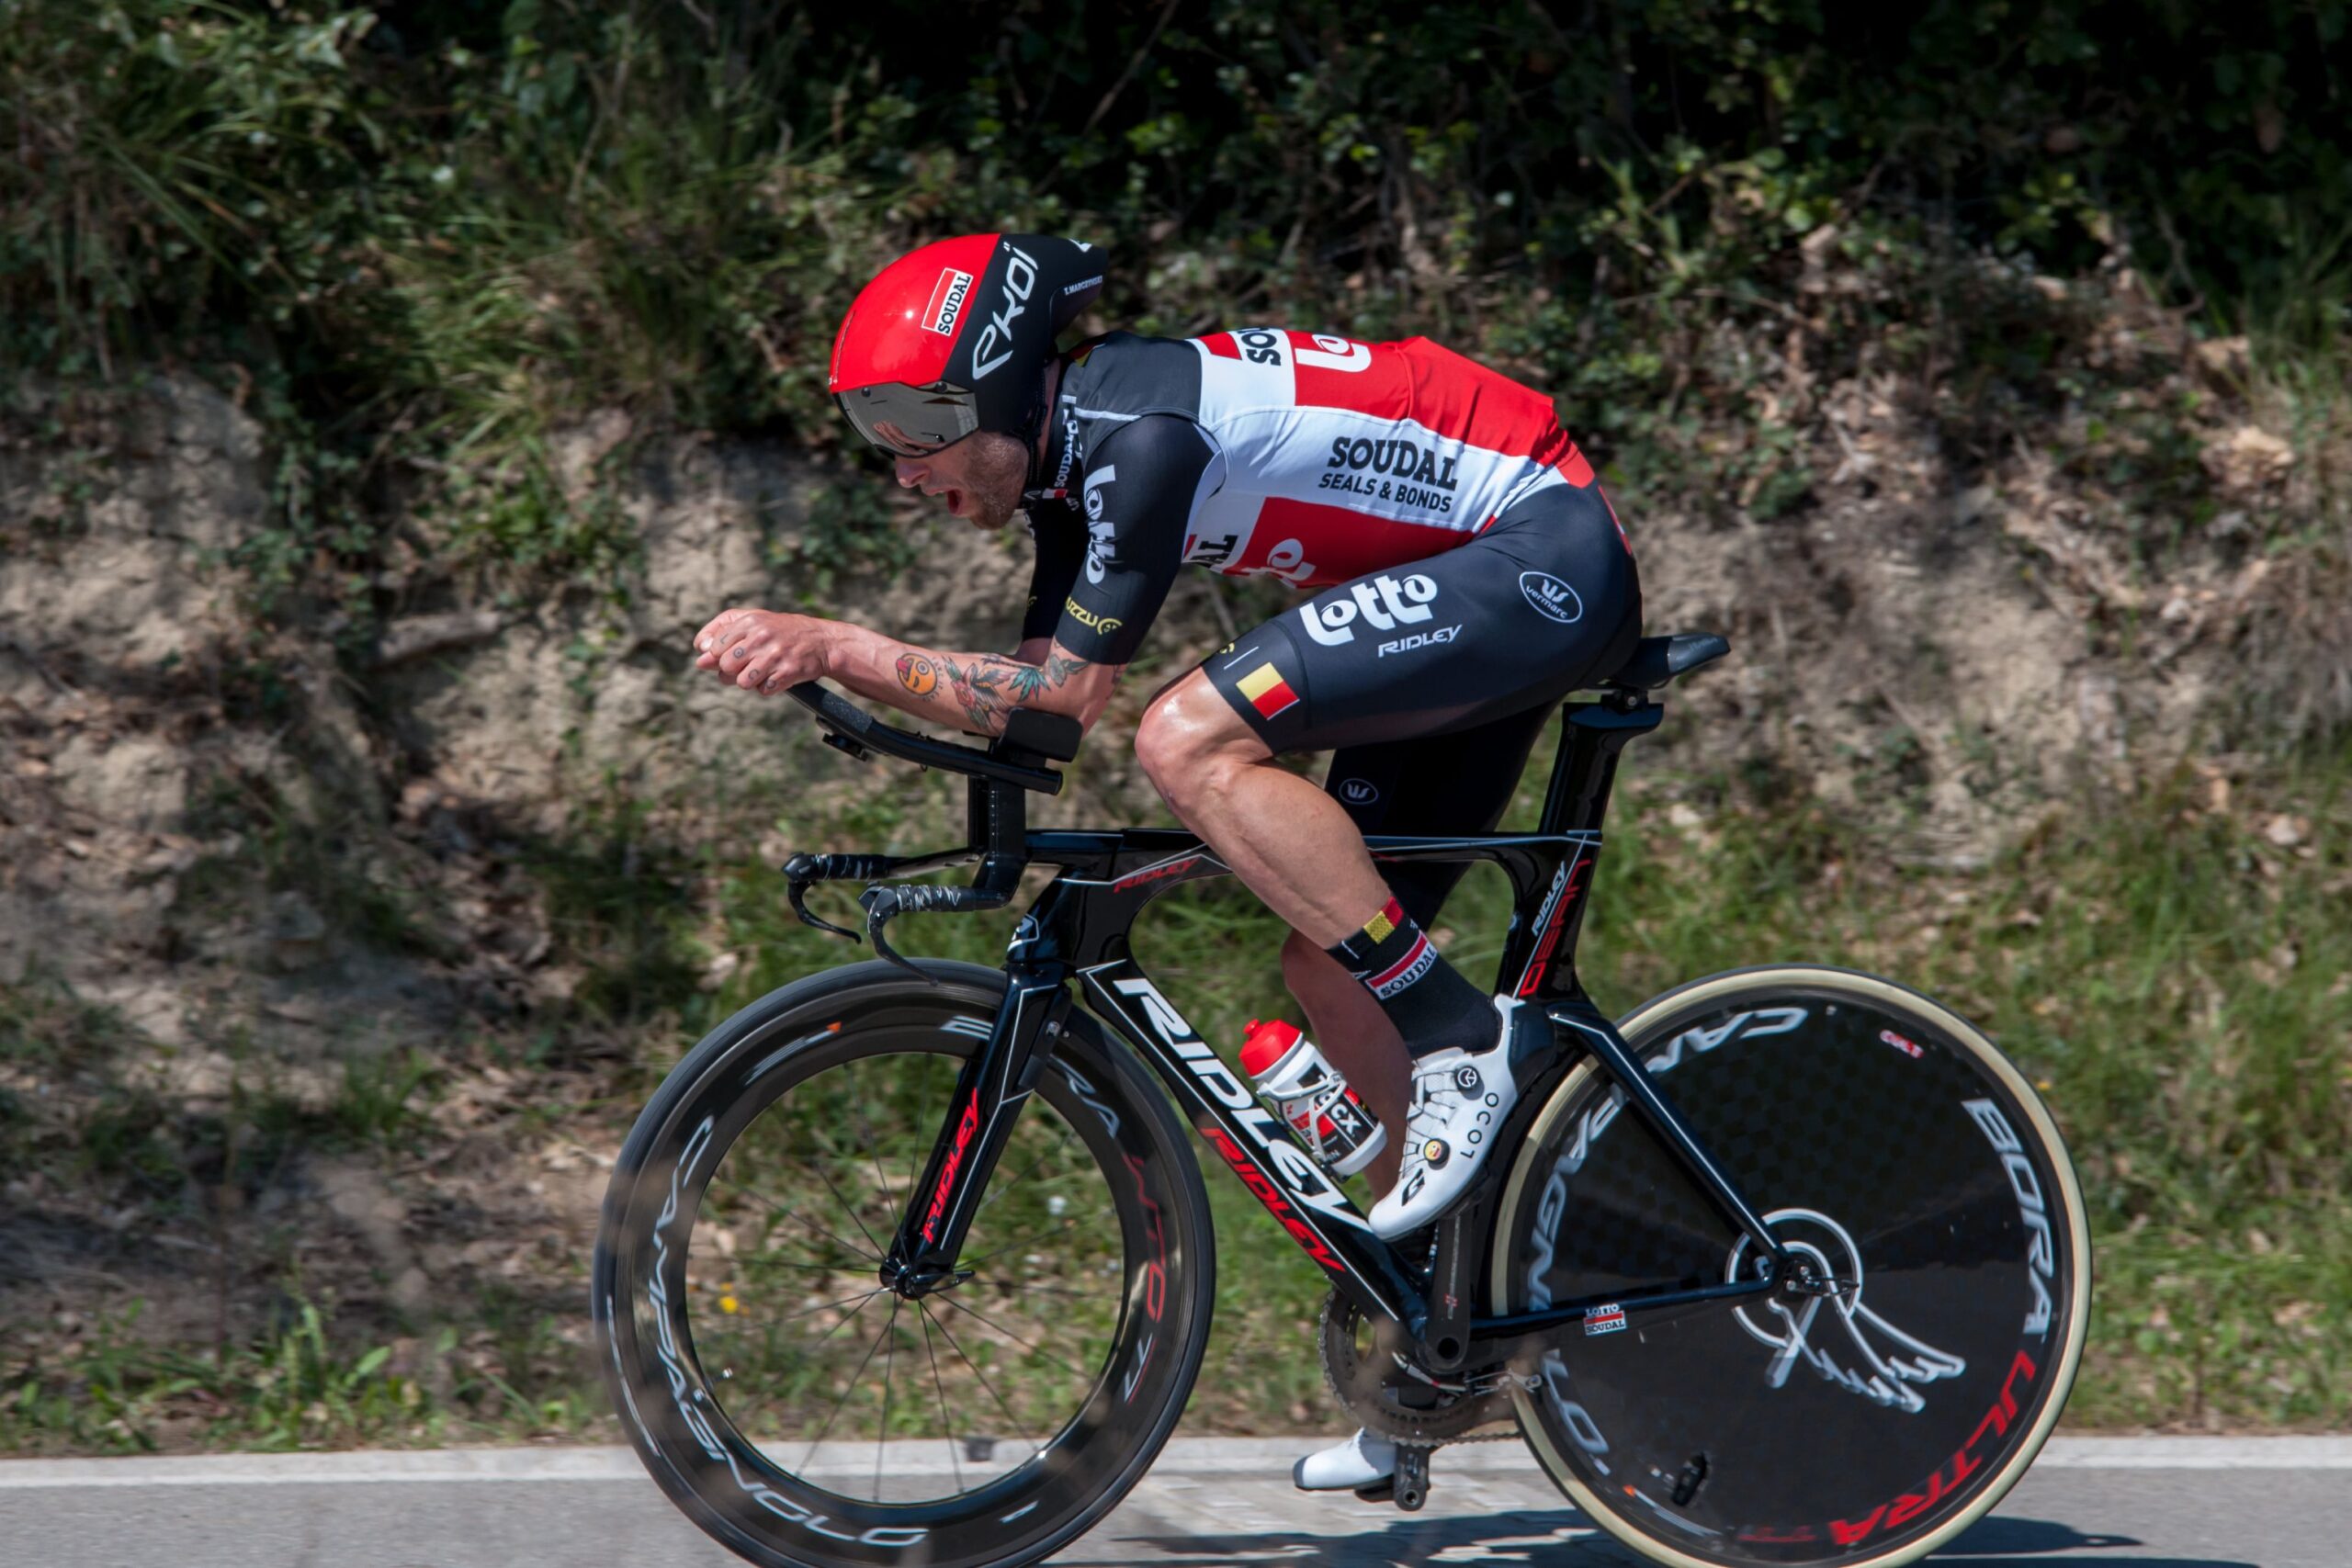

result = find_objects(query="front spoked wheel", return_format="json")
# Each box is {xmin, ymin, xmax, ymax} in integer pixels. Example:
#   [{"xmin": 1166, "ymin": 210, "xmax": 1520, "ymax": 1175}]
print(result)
[
  {"xmin": 1492, "ymin": 966, "xmax": 2089, "ymax": 1568},
  {"xmin": 594, "ymin": 960, "xmax": 1215, "ymax": 1568}
]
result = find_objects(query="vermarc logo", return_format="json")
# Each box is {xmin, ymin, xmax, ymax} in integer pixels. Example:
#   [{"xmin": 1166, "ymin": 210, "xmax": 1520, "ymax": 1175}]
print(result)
[{"xmin": 1519, "ymin": 570, "xmax": 1584, "ymax": 625}]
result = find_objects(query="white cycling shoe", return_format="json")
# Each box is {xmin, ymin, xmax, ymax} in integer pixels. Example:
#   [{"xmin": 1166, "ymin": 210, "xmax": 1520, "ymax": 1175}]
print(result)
[
  {"xmin": 1367, "ymin": 997, "xmax": 1527, "ymax": 1241},
  {"xmin": 1294, "ymin": 1427, "xmax": 1396, "ymax": 1492}
]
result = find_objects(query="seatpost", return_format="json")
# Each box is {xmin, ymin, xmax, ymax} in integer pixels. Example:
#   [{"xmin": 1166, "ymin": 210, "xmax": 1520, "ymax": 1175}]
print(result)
[
  {"xmin": 1525, "ymin": 690, "xmax": 1799, "ymax": 1277},
  {"xmin": 1536, "ymin": 697, "xmax": 1664, "ymax": 838},
  {"xmin": 1514, "ymin": 696, "xmax": 1665, "ymax": 1004}
]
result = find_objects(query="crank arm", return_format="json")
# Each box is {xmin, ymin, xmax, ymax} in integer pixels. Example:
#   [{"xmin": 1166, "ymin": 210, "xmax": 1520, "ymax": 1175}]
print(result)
[{"xmin": 1417, "ymin": 1190, "xmax": 1485, "ymax": 1372}]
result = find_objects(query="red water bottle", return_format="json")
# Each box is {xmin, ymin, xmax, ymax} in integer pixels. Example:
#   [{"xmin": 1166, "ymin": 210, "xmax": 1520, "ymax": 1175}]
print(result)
[{"xmin": 1239, "ymin": 1019, "xmax": 1387, "ymax": 1178}]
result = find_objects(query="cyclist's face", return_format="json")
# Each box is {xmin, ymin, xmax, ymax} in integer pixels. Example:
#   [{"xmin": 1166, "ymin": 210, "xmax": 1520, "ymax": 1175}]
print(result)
[{"xmin": 894, "ymin": 431, "xmax": 1028, "ymax": 531}]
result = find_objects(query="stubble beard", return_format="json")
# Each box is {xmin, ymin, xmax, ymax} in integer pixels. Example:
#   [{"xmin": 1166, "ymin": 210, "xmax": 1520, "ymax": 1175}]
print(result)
[{"xmin": 962, "ymin": 431, "xmax": 1031, "ymax": 531}]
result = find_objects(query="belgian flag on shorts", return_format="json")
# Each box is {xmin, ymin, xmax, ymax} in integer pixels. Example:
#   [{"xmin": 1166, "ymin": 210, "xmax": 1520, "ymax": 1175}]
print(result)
[{"xmin": 1235, "ymin": 661, "xmax": 1299, "ymax": 720}]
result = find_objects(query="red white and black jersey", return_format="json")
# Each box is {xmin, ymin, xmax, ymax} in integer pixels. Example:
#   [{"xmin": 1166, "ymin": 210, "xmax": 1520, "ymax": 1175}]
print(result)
[{"xmin": 1022, "ymin": 331, "xmax": 1620, "ymax": 665}]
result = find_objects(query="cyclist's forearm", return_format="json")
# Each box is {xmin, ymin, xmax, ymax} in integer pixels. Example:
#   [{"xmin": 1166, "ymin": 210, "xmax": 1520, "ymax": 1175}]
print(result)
[{"xmin": 823, "ymin": 622, "xmax": 1098, "ymax": 736}]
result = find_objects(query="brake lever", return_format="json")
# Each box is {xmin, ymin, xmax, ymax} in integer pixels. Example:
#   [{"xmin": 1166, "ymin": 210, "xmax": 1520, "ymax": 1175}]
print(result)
[
  {"xmin": 784, "ymin": 852, "xmax": 900, "ymax": 942},
  {"xmin": 858, "ymin": 880, "xmax": 1015, "ymax": 980},
  {"xmin": 864, "ymin": 907, "xmax": 922, "ymax": 976},
  {"xmin": 786, "ymin": 878, "xmax": 861, "ymax": 942}
]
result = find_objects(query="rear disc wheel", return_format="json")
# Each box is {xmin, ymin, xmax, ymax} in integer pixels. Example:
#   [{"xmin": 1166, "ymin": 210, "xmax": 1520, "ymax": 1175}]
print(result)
[{"xmin": 1492, "ymin": 966, "xmax": 2089, "ymax": 1568}]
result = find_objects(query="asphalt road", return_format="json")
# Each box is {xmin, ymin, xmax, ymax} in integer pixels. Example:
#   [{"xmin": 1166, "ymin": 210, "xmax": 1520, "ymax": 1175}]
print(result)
[{"xmin": 0, "ymin": 1436, "xmax": 2339, "ymax": 1567}]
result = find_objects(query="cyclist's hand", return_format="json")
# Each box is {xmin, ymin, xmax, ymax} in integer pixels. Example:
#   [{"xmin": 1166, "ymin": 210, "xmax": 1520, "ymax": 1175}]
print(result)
[{"xmin": 694, "ymin": 607, "xmax": 833, "ymax": 694}]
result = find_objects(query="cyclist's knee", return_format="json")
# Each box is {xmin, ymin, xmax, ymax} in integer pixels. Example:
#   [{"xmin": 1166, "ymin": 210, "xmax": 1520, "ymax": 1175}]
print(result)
[
  {"xmin": 1136, "ymin": 673, "xmax": 1258, "ymax": 807},
  {"xmin": 1132, "ymin": 699, "xmax": 1190, "ymax": 803}
]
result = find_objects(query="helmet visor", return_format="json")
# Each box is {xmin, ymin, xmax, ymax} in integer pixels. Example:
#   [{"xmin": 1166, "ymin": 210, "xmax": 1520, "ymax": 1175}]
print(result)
[{"xmin": 837, "ymin": 381, "xmax": 979, "ymax": 457}]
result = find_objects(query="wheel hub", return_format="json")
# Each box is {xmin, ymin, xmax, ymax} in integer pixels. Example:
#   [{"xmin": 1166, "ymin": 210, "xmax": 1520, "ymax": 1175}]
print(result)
[{"xmin": 878, "ymin": 1259, "xmax": 974, "ymax": 1299}]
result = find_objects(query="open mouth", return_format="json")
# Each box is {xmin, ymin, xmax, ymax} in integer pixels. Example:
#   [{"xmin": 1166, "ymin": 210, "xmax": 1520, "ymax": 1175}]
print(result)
[{"xmin": 944, "ymin": 487, "xmax": 966, "ymax": 516}]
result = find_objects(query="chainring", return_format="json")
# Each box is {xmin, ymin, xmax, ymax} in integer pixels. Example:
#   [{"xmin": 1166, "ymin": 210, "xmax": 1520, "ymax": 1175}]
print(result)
[{"xmin": 1317, "ymin": 1291, "xmax": 1517, "ymax": 1445}]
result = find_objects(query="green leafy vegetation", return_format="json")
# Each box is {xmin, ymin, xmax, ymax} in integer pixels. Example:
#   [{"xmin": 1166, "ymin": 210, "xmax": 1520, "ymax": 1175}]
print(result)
[{"xmin": 6, "ymin": 2, "xmax": 2346, "ymax": 595}]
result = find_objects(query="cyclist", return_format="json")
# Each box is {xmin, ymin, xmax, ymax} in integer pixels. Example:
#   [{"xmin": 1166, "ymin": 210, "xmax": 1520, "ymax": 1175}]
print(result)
[{"xmin": 693, "ymin": 234, "xmax": 1641, "ymax": 1493}]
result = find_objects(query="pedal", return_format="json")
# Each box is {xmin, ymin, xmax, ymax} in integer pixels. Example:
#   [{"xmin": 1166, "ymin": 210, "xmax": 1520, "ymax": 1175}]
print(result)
[
  {"xmin": 1392, "ymin": 1445, "xmax": 1430, "ymax": 1512},
  {"xmin": 1351, "ymin": 1478, "xmax": 1395, "ymax": 1505}
]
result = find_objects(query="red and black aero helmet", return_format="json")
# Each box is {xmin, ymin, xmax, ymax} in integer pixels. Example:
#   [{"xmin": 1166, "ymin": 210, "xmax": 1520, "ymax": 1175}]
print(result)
[{"xmin": 828, "ymin": 233, "xmax": 1103, "ymax": 457}]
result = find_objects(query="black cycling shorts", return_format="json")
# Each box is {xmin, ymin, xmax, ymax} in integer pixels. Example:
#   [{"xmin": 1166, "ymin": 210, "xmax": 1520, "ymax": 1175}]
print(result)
[{"xmin": 1202, "ymin": 480, "xmax": 1641, "ymax": 924}]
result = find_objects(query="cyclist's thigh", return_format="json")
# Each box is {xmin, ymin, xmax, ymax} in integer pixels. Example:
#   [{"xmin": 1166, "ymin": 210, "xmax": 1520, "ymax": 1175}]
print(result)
[
  {"xmin": 1321, "ymin": 704, "xmax": 1555, "ymax": 928},
  {"xmin": 1201, "ymin": 479, "xmax": 1642, "ymax": 756}
]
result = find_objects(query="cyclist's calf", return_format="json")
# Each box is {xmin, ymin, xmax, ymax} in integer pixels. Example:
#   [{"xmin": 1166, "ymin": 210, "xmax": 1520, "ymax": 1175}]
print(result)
[{"xmin": 1280, "ymin": 931, "xmax": 1412, "ymax": 1196}]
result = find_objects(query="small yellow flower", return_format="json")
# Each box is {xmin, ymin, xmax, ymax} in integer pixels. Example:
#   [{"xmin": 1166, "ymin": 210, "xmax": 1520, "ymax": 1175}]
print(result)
[{"xmin": 719, "ymin": 1294, "xmax": 740, "ymax": 1314}]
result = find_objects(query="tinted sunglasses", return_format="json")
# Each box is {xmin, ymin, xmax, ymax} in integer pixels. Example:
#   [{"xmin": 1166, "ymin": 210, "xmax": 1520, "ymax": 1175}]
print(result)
[{"xmin": 837, "ymin": 381, "xmax": 979, "ymax": 458}]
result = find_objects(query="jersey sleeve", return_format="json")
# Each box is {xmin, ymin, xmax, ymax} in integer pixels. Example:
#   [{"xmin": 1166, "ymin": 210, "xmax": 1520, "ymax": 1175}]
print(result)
[
  {"xmin": 1048, "ymin": 415, "xmax": 1220, "ymax": 665},
  {"xmin": 1021, "ymin": 507, "xmax": 1085, "ymax": 643}
]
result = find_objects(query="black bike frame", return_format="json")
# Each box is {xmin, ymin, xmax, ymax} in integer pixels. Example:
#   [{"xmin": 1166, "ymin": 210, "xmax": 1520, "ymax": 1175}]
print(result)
[{"xmin": 798, "ymin": 692, "xmax": 1797, "ymax": 1376}]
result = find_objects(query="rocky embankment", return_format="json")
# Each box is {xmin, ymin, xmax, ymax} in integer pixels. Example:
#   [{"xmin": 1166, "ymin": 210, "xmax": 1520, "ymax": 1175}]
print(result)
[{"xmin": 2, "ymin": 352, "xmax": 2326, "ymax": 1058}]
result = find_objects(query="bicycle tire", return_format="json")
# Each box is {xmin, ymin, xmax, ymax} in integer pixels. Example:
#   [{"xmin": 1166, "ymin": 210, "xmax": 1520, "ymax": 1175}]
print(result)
[
  {"xmin": 1491, "ymin": 965, "xmax": 2090, "ymax": 1568},
  {"xmin": 594, "ymin": 959, "xmax": 1216, "ymax": 1568}
]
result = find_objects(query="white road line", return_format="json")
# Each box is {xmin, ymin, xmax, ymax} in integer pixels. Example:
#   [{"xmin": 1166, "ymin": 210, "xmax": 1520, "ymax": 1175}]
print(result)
[
  {"xmin": 2030, "ymin": 1437, "xmax": 2352, "ymax": 1469},
  {"xmin": 0, "ymin": 1435, "xmax": 2346, "ymax": 1490},
  {"xmin": 0, "ymin": 1447, "xmax": 644, "ymax": 1489}
]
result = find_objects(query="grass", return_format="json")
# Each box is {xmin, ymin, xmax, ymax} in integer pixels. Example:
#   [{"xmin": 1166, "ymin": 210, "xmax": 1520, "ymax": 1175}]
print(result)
[
  {"xmin": 0, "ymin": 974, "xmax": 577, "ymax": 1456},
  {"xmin": 0, "ymin": 1294, "xmax": 600, "ymax": 1455},
  {"xmin": 5, "ymin": 729, "xmax": 2348, "ymax": 1450}
]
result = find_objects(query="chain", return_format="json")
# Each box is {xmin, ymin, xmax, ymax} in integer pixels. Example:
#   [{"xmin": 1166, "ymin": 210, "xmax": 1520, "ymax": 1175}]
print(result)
[
  {"xmin": 1395, "ymin": 1425, "xmax": 1527, "ymax": 1450},
  {"xmin": 1321, "ymin": 1287, "xmax": 1545, "ymax": 1448},
  {"xmin": 1395, "ymin": 1372, "xmax": 1539, "ymax": 1450}
]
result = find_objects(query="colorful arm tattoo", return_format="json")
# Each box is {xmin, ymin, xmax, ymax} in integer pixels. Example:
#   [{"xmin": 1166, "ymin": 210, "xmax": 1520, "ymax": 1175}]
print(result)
[{"xmin": 893, "ymin": 648, "xmax": 1093, "ymax": 734}]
